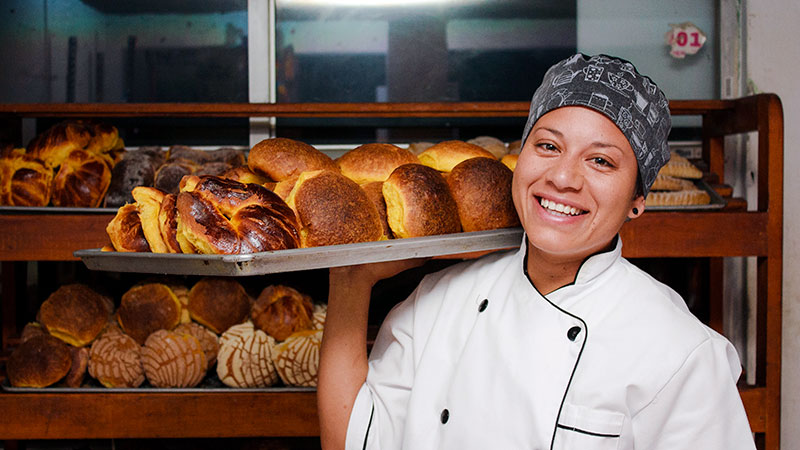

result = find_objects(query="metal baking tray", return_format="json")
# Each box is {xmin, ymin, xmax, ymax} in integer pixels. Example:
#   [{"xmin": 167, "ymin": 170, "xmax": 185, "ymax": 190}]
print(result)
[
  {"xmin": 645, "ymin": 179, "xmax": 727, "ymax": 211},
  {"xmin": 75, "ymin": 227, "xmax": 524, "ymax": 276},
  {"xmin": 0, "ymin": 206, "xmax": 117, "ymax": 214}
]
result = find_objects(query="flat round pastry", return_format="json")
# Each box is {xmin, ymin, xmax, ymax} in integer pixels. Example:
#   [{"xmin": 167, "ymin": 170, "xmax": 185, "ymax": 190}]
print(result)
[
  {"xmin": 107, "ymin": 203, "xmax": 151, "ymax": 252},
  {"xmin": 0, "ymin": 153, "xmax": 54, "ymax": 206},
  {"xmin": 446, "ymin": 157, "xmax": 520, "ymax": 232},
  {"xmin": 7, "ymin": 335, "xmax": 73, "ymax": 388},
  {"xmin": 51, "ymin": 148, "xmax": 112, "ymax": 207},
  {"xmin": 251, "ymin": 285, "xmax": 314, "ymax": 342},
  {"xmin": 176, "ymin": 175, "xmax": 300, "ymax": 254},
  {"xmin": 417, "ymin": 140, "xmax": 496, "ymax": 172},
  {"xmin": 500, "ymin": 154, "xmax": 518, "ymax": 171},
  {"xmin": 336, "ymin": 143, "xmax": 418, "ymax": 184},
  {"xmin": 248, "ymin": 137, "xmax": 338, "ymax": 182},
  {"xmin": 175, "ymin": 322, "xmax": 219, "ymax": 367},
  {"xmin": 141, "ymin": 329, "xmax": 207, "ymax": 388},
  {"xmin": 27, "ymin": 121, "xmax": 92, "ymax": 169},
  {"xmin": 188, "ymin": 277, "xmax": 251, "ymax": 335},
  {"xmin": 37, "ymin": 284, "xmax": 110, "ymax": 347},
  {"xmin": 285, "ymin": 170, "xmax": 384, "ymax": 247},
  {"xmin": 131, "ymin": 186, "xmax": 169, "ymax": 253},
  {"xmin": 382, "ymin": 163, "xmax": 461, "ymax": 238},
  {"xmin": 88, "ymin": 331, "xmax": 145, "ymax": 388},
  {"xmin": 467, "ymin": 136, "xmax": 508, "ymax": 159},
  {"xmin": 272, "ymin": 329, "xmax": 322, "ymax": 387},
  {"xmin": 216, "ymin": 321, "xmax": 279, "ymax": 388},
  {"xmin": 117, "ymin": 283, "xmax": 182, "ymax": 345}
]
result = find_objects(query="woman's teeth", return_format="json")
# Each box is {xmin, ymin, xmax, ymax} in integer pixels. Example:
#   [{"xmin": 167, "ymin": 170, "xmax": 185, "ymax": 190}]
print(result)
[{"xmin": 540, "ymin": 198, "xmax": 583, "ymax": 216}]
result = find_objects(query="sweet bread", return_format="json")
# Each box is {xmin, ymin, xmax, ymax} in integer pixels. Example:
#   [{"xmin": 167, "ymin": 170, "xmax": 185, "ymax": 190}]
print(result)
[
  {"xmin": 272, "ymin": 329, "xmax": 322, "ymax": 387},
  {"xmin": 157, "ymin": 193, "xmax": 183, "ymax": 253},
  {"xmin": 0, "ymin": 153, "xmax": 53, "ymax": 206},
  {"xmin": 467, "ymin": 136, "xmax": 508, "ymax": 159},
  {"xmin": 361, "ymin": 181, "xmax": 393, "ymax": 239},
  {"xmin": 446, "ymin": 157, "xmax": 520, "ymax": 232},
  {"xmin": 37, "ymin": 284, "xmax": 110, "ymax": 347},
  {"xmin": 50, "ymin": 148, "xmax": 112, "ymax": 207},
  {"xmin": 27, "ymin": 121, "xmax": 92, "ymax": 169},
  {"xmin": 7, "ymin": 335, "xmax": 73, "ymax": 388},
  {"xmin": 650, "ymin": 174, "xmax": 696, "ymax": 191},
  {"xmin": 188, "ymin": 277, "xmax": 251, "ymax": 334},
  {"xmin": 131, "ymin": 186, "xmax": 169, "ymax": 253},
  {"xmin": 141, "ymin": 329, "xmax": 207, "ymax": 388},
  {"xmin": 336, "ymin": 143, "xmax": 418, "ymax": 184},
  {"xmin": 248, "ymin": 137, "xmax": 338, "ymax": 182},
  {"xmin": 382, "ymin": 164, "xmax": 461, "ymax": 238},
  {"xmin": 175, "ymin": 322, "xmax": 219, "ymax": 367},
  {"xmin": 105, "ymin": 147, "xmax": 165, "ymax": 207},
  {"xmin": 63, "ymin": 345, "xmax": 89, "ymax": 388},
  {"xmin": 88, "ymin": 331, "xmax": 145, "ymax": 388},
  {"xmin": 500, "ymin": 154, "xmax": 518, "ymax": 171},
  {"xmin": 117, "ymin": 283, "xmax": 182, "ymax": 345},
  {"xmin": 216, "ymin": 321, "xmax": 279, "ymax": 388},
  {"xmin": 251, "ymin": 285, "xmax": 314, "ymax": 341},
  {"xmin": 658, "ymin": 152, "xmax": 703, "ymax": 179},
  {"xmin": 645, "ymin": 189, "xmax": 711, "ymax": 207},
  {"xmin": 417, "ymin": 140, "xmax": 495, "ymax": 172},
  {"xmin": 107, "ymin": 203, "xmax": 151, "ymax": 252}
]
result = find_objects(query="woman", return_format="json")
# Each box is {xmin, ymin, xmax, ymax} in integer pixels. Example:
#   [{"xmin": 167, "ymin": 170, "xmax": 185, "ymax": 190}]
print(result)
[{"xmin": 318, "ymin": 54, "xmax": 755, "ymax": 450}]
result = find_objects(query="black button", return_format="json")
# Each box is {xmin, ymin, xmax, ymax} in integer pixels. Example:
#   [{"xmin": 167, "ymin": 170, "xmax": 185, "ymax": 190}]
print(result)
[
  {"xmin": 567, "ymin": 326, "xmax": 581, "ymax": 341},
  {"xmin": 478, "ymin": 299, "xmax": 489, "ymax": 312},
  {"xmin": 440, "ymin": 409, "xmax": 449, "ymax": 424}
]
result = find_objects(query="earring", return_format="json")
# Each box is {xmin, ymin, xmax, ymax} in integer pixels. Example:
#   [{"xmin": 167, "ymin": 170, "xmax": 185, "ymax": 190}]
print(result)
[{"xmin": 632, "ymin": 207, "xmax": 639, "ymax": 215}]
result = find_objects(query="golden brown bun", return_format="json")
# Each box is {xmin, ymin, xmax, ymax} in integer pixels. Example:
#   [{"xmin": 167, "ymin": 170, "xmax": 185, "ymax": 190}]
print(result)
[
  {"xmin": 37, "ymin": 284, "xmax": 109, "ymax": 347},
  {"xmin": 7, "ymin": 335, "xmax": 73, "ymax": 388},
  {"xmin": 447, "ymin": 157, "xmax": 520, "ymax": 232},
  {"xmin": 175, "ymin": 322, "xmax": 219, "ymax": 367},
  {"xmin": 500, "ymin": 154, "xmax": 518, "ymax": 171},
  {"xmin": 62, "ymin": 345, "xmax": 89, "ymax": 388},
  {"xmin": 248, "ymin": 138, "xmax": 337, "ymax": 182},
  {"xmin": 272, "ymin": 329, "xmax": 322, "ymax": 387},
  {"xmin": 176, "ymin": 176, "xmax": 300, "ymax": 254},
  {"xmin": 88, "ymin": 330, "xmax": 145, "ymax": 388},
  {"xmin": 251, "ymin": 285, "xmax": 314, "ymax": 342},
  {"xmin": 157, "ymin": 193, "xmax": 183, "ymax": 253},
  {"xmin": 51, "ymin": 149, "xmax": 112, "ymax": 207},
  {"xmin": 417, "ymin": 140, "xmax": 496, "ymax": 172},
  {"xmin": 407, "ymin": 141, "xmax": 435, "ymax": 156},
  {"xmin": 107, "ymin": 203, "xmax": 151, "ymax": 252},
  {"xmin": 216, "ymin": 321, "xmax": 278, "ymax": 388},
  {"xmin": 507, "ymin": 139, "xmax": 522, "ymax": 155},
  {"xmin": 272, "ymin": 175, "xmax": 298, "ymax": 201},
  {"xmin": 28, "ymin": 121, "xmax": 92, "ymax": 169},
  {"xmin": 361, "ymin": 181, "xmax": 393, "ymax": 239},
  {"xmin": 20, "ymin": 322, "xmax": 47, "ymax": 342},
  {"xmin": 0, "ymin": 153, "xmax": 53, "ymax": 206},
  {"xmin": 117, "ymin": 283, "xmax": 182, "ymax": 345},
  {"xmin": 187, "ymin": 277, "xmax": 251, "ymax": 335},
  {"xmin": 467, "ymin": 136, "xmax": 508, "ymax": 159},
  {"xmin": 382, "ymin": 164, "xmax": 461, "ymax": 238},
  {"xmin": 221, "ymin": 165, "xmax": 270, "ymax": 185},
  {"xmin": 131, "ymin": 186, "xmax": 169, "ymax": 253},
  {"xmin": 141, "ymin": 329, "xmax": 207, "ymax": 388},
  {"xmin": 286, "ymin": 170, "xmax": 384, "ymax": 247},
  {"xmin": 336, "ymin": 143, "xmax": 418, "ymax": 184}
]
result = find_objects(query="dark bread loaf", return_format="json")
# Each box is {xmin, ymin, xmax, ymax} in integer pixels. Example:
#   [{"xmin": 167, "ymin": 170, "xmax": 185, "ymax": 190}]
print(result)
[
  {"xmin": 37, "ymin": 284, "xmax": 110, "ymax": 347},
  {"xmin": 7, "ymin": 335, "xmax": 72, "ymax": 388},
  {"xmin": 188, "ymin": 277, "xmax": 251, "ymax": 334}
]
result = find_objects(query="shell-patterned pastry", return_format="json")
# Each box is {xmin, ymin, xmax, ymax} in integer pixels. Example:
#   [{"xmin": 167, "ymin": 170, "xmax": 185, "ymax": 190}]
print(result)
[
  {"xmin": 312, "ymin": 303, "xmax": 327, "ymax": 330},
  {"xmin": 141, "ymin": 329, "xmax": 207, "ymax": 388},
  {"xmin": 88, "ymin": 331, "xmax": 145, "ymax": 388},
  {"xmin": 175, "ymin": 322, "xmax": 219, "ymax": 367},
  {"xmin": 271, "ymin": 329, "xmax": 322, "ymax": 387},
  {"xmin": 216, "ymin": 321, "xmax": 278, "ymax": 388}
]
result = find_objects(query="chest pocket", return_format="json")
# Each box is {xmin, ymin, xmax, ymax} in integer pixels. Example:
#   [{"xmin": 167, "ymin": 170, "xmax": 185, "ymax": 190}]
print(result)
[{"xmin": 552, "ymin": 402, "xmax": 624, "ymax": 450}]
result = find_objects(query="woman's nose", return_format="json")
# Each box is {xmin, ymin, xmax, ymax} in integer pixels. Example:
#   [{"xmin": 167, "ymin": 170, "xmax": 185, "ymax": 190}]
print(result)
[{"xmin": 547, "ymin": 156, "xmax": 583, "ymax": 191}]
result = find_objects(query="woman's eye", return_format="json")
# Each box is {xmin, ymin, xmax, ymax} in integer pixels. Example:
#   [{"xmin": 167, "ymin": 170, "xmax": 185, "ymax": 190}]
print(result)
[
  {"xmin": 539, "ymin": 143, "xmax": 558, "ymax": 152},
  {"xmin": 592, "ymin": 157, "xmax": 613, "ymax": 167}
]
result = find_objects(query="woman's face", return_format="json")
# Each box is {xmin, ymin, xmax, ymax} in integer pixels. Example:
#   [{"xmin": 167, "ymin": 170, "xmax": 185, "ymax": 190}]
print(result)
[{"xmin": 512, "ymin": 106, "xmax": 645, "ymax": 264}]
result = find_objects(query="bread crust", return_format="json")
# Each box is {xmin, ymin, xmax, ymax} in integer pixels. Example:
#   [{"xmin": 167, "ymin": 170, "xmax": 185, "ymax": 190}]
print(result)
[
  {"xmin": 37, "ymin": 284, "xmax": 109, "ymax": 347},
  {"xmin": 7, "ymin": 335, "xmax": 73, "ymax": 388},
  {"xmin": 188, "ymin": 277, "xmax": 251, "ymax": 334},
  {"xmin": 107, "ymin": 203, "xmax": 151, "ymax": 252},
  {"xmin": 51, "ymin": 148, "xmax": 112, "ymax": 207},
  {"xmin": 417, "ymin": 140, "xmax": 496, "ymax": 172},
  {"xmin": 248, "ymin": 138, "xmax": 337, "ymax": 182},
  {"xmin": 251, "ymin": 285, "xmax": 314, "ymax": 341},
  {"xmin": 336, "ymin": 143, "xmax": 418, "ymax": 184},
  {"xmin": 0, "ymin": 153, "xmax": 53, "ymax": 206},
  {"xmin": 117, "ymin": 283, "xmax": 182, "ymax": 345},
  {"xmin": 447, "ymin": 157, "xmax": 520, "ymax": 232}
]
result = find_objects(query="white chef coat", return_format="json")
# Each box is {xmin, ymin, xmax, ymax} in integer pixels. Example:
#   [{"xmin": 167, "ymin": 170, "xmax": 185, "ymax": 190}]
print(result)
[{"xmin": 345, "ymin": 236, "xmax": 755, "ymax": 450}]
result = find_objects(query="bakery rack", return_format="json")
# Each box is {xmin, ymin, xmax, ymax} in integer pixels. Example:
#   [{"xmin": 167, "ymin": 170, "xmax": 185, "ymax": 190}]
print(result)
[{"xmin": 0, "ymin": 95, "xmax": 783, "ymax": 450}]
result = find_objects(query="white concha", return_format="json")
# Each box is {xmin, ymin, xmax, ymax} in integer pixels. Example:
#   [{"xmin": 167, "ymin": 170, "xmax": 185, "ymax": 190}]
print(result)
[
  {"xmin": 271, "ymin": 329, "xmax": 322, "ymax": 387},
  {"xmin": 141, "ymin": 329, "xmax": 207, "ymax": 388},
  {"xmin": 216, "ymin": 321, "xmax": 279, "ymax": 388},
  {"xmin": 88, "ymin": 331, "xmax": 145, "ymax": 388}
]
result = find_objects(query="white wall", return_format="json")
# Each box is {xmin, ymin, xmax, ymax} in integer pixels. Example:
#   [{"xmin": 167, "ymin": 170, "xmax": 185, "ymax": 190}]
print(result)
[{"xmin": 745, "ymin": 1, "xmax": 800, "ymax": 449}]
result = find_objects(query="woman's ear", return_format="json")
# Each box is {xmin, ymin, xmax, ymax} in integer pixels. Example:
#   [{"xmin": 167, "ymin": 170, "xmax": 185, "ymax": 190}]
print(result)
[{"xmin": 627, "ymin": 195, "xmax": 646, "ymax": 220}]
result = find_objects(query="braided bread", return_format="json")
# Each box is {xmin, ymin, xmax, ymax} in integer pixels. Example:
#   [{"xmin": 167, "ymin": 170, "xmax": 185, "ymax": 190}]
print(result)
[
  {"xmin": 0, "ymin": 153, "xmax": 53, "ymax": 206},
  {"xmin": 176, "ymin": 176, "xmax": 300, "ymax": 254}
]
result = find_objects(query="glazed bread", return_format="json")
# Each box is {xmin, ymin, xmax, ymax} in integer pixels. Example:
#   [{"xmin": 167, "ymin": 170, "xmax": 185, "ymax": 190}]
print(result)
[
  {"xmin": 0, "ymin": 153, "xmax": 54, "ymax": 206},
  {"xmin": 272, "ymin": 329, "xmax": 323, "ymax": 387},
  {"xmin": 157, "ymin": 193, "xmax": 183, "ymax": 253},
  {"xmin": 106, "ymin": 203, "xmax": 151, "ymax": 252},
  {"xmin": 248, "ymin": 137, "xmax": 338, "ymax": 182},
  {"xmin": 417, "ymin": 140, "xmax": 496, "ymax": 172},
  {"xmin": 500, "ymin": 154, "xmax": 518, "ymax": 171},
  {"xmin": 467, "ymin": 136, "xmax": 508, "ymax": 159},
  {"xmin": 336, "ymin": 143, "xmax": 418, "ymax": 184},
  {"xmin": 216, "ymin": 321, "xmax": 279, "ymax": 388},
  {"xmin": 141, "ymin": 329, "xmax": 207, "ymax": 388},
  {"xmin": 382, "ymin": 163, "xmax": 461, "ymax": 238},
  {"xmin": 37, "ymin": 284, "xmax": 110, "ymax": 347},
  {"xmin": 251, "ymin": 285, "xmax": 314, "ymax": 342},
  {"xmin": 131, "ymin": 186, "xmax": 169, "ymax": 253},
  {"xmin": 117, "ymin": 283, "xmax": 182, "ymax": 345},
  {"xmin": 50, "ymin": 149, "xmax": 112, "ymax": 207},
  {"xmin": 7, "ymin": 335, "xmax": 73, "ymax": 388},
  {"xmin": 285, "ymin": 170, "xmax": 384, "ymax": 247},
  {"xmin": 176, "ymin": 176, "xmax": 300, "ymax": 254},
  {"xmin": 187, "ymin": 277, "xmax": 251, "ymax": 335},
  {"xmin": 88, "ymin": 330, "xmax": 145, "ymax": 388},
  {"xmin": 447, "ymin": 157, "xmax": 520, "ymax": 232},
  {"xmin": 175, "ymin": 322, "xmax": 219, "ymax": 367},
  {"xmin": 221, "ymin": 165, "xmax": 270, "ymax": 186},
  {"xmin": 27, "ymin": 121, "xmax": 92, "ymax": 169}
]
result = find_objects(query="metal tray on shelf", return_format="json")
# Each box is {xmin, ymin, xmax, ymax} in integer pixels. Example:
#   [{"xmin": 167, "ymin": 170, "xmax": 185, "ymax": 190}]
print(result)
[
  {"xmin": 645, "ymin": 179, "xmax": 727, "ymax": 211},
  {"xmin": 75, "ymin": 227, "xmax": 525, "ymax": 276}
]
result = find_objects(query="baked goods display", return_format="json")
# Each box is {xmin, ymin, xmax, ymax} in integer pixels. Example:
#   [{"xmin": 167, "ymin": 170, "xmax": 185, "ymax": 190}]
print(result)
[
  {"xmin": 335, "ymin": 143, "xmax": 418, "ymax": 184},
  {"xmin": 188, "ymin": 277, "xmax": 252, "ymax": 334},
  {"xmin": 88, "ymin": 331, "xmax": 145, "ymax": 388},
  {"xmin": 6, "ymin": 335, "xmax": 74, "ymax": 388},
  {"xmin": 116, "ymin": 283, "xmax": 182, "ymax": 345},
  {"xmin": 417, "ymin": 140, "xmax": 495, "ymax": 172},
  {"xmin": 272, "ymin": 329, "xmax": 322, "ymax": 387},
  {"xmin": 36, "ymin": 284, "xmax": 112, "ymax": 347},
  {"xmin": 646, "ymin": 152, "xmax": 711, "ymax": 207},
  {"xmin": 141, "ymin": 329, "xmax": 207, "ymax": 388},
  {"xmin": 251, "ymin": 285, "xmax": 314, "ymax": 342},
  {"xmin": 383, "ymin": 163, "xmax": 461, "ymax": 238},
  {"xmin": 446, "ymin": 157, "xmax": 520, "ymax": 232},
  {"xmin": 216, "ymin": 321, "xmax": 279, "ymax": 388}
]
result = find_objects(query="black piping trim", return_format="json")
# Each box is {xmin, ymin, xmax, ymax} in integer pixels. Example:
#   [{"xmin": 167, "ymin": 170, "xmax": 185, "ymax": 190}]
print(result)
[
  {"xmin": 362, "ymin": 405, "xmax": 374, "ymax": 450},
  {"xmin": 556, "ymin": 424, "xmax": 620, "ymax": 439}
]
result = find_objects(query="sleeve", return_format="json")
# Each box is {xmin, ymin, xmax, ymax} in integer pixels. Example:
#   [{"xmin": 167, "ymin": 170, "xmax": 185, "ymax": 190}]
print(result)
[
  {"xmin": 630, "ymin": 335, "xmax": 756, "ymax": 450},
  {"xmin": 345, "ymin": 287, "xmax": 421, "ymax": 450}
]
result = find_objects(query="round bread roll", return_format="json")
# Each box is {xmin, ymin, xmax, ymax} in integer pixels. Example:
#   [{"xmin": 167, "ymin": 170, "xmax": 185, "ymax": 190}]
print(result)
[
  {"xmin": 0, "ymin": 153, "xmax": 54, "ymax": 207},
  {"xmin": 50, "ymin": 148, "xmax": 112, "ymax": 208},
  {"xmin": 467, "ymin": 136, "xmax": 508, "ymax": 159},
  {"xmin": 20, "ymin": 322, "xmax": 47, "ymax": 343},
  {"xmin": 216, "ymin": 321, "xmax": 279, "ymax": 388},
  {"xmin": 131, "ymin": 186, "xmax": 168, "ymax": 253},
  {"xmin": 361, "ymin": 181, "xmax": 392, "ymax": 239},
  {"xmin": 286, "ymin": 170, "xmax": 384, "ymax": 247},
  {"xmin": 176, "ymin": 176, "xmax": 300, "ymax": 254},
  {"xmin": 27, "ymin": 121, "xmax": 92, "ymax": 170},
  {"xmin": 251, "ymin": 285, "xmax": 314, "ymax": 342},
  {"xmin": 188, "ymin": 277, "xmax": 251, "ymax": 335},
  {"xmin": 407, "ymin": 141, "xmax": 435, "ymax": 156},
  {"xmin": 141, "ymin": 329, "xmax": 207, "ymax": 388},
  {"xmin": 88, "ymin": 331, "xmax": 145, "ymax": 388},
  {"xmin": 417, "ymin": 140, "xmax": 496, "ymax": 172},
  {"xmin": 7, "ymin": 335, "xmax": 73, "ymax": 388},
  {"xmin": 382, "ymin": 164, "xmax": 461, "ymax": 238},
  {"xmin": 336, "ymin": 143, "xmax": 418, "ymax": 184},
  {"xmin": 175, "ymin": 322, "xmax": 219, "ymax": 367},
  {"xmin": 446, "ymin": 157, "xmax": 520, "ymax": 232},
  {"xmin": 500, "ymin": 154, "xmax": 518, "ymax": 171},
  {"xmin": 248, "ymin": 137, "xmax": 337, "ymax": 182},
  {"xmin": 107, "ymin": 203, "xmax": 151, "ymax": 252},
  {"xmin": 117, "ymin": 283, "xmax": 182, "ymax": 345},
  {"xmin": 272, "ymin": 329, "xmax": 322, "ymax": 387},
  {"xmin": 37, "ymin": 284, "xmax": 110, "ymax": 347}
]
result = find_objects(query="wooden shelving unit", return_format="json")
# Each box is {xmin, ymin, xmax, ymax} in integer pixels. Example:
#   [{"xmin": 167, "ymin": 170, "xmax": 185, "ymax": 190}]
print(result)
[{"xmin": 0, "ymin": 95, "xmax": 783, "ymax": 449}]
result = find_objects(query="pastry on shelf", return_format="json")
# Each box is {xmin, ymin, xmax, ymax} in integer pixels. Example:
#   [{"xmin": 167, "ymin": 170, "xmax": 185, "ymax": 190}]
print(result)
[
  {"xmin": 50, "ymin": 148, "xmax": 112, "ymax": 207},
  {"xmin": 383, "ymin": 163, "xmax": 461, "ymax": 238},
  {"xmin": 62, "ymin": 345, "xmax": 89, "ymax": 388},
  {"xmin": 188, "ymin": 277, "xmax": 251, "ymax": 335},
  {"xmin": 216, "ymin": 321, "xmax": 278, "ymax": 388},
  {"xmin": 37, "ymin": 284, "xmax": 112, "ymax": 347},
  {"xmin": 658, "ymin": 151, "xmax": 703, "ymax": 179},
  {"xmin": 6, "ymin": 335, "xmax": 73, "ymax": 388},
  {"xmin": 106, "ymin": 203, "xmax": 151, "ymax": 252},
  {"xmin": 248, "ymin": 137, "xmax": 338, "ymax": 182},
  {"xmin": 105, "ymin": 147, "xmax": 166, "ymax": 207},
  {"xmin": 175, "ymin": 322, "xmax": 219, "ymax": 367},
  {"xmin": 446, "ymin": 157, "xmax": 520, "ymax": 232},
  {"xmin": 116, "ymin": 282, "xmax": 182, "ymax": 345},
  {"xmin": 336, "ymin": 143, "xmax": 418, "ymax": 184},
  {"xmin": 88, "ymin": 329, "xmax": 145, "ymax": 388},
  {"xmin": 312, "ymin": 303, "xmax": 327, "ymax": 330},
  {"xmin": 251, "ymin": 285, "xmax": 314, "ymax": 342},
  {"xmin": 467, "ymin": 136, "xmax": 508, "ymax": 159},
  {"xmin": 361, "ymin": 181, "xmax": 393, "ymax": 239},
  {"xmin": 141, "ymin": 329, "xmax": 207, "ymax": 388},
  {"xmin": 272, "ymin": 329, "xmax": 323, "ymax": 387},
  {"xmin": 650, "ymin": 173, "xmax": 697, "ymax": 191},
  {"xmin": 0, "ymin": 153, "xmax": 53, "ymax": 206},
  {"xmin": 221, "ymin": 165, "xmax": 270, "ymax": 186},
  {"xmin": 417, "ymin": 140, "xmax": 495, "ymax": 172},
  {"xmin": 646, "ymin": 189, "xmax": 711, "ymax": 207},
  {"xmin": 132, "ymin": 186, "xmax": 170, "ymax": 253}
]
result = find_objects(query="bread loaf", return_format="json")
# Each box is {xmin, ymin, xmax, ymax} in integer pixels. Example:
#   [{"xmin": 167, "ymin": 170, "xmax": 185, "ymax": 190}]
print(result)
[
  {"xmin": 336, "ymin": 143, "xmax": 418, "ymax": 184},
  {"xmin": 417, "ymin": 140, "xmax": 495, "ymax": 172},
  {"xmin": 382, "ymin": 164, "xmax": 461, "ymax": 238},
  {"xmin": 88, "ymin": 330, "xmax": 145, "ymax": 388},
  {"xmin": 7, "ymin": 335, "xmax": 73, "ymax": 388},
  {"xmin": 361, "ymin": 181, "xmax": 393, "ymax": 239},
  {"xmin": 106, "ymin": 203, "xmax": 150, "ymax": 252},
  {"xmin": 50, "ymin": 148, "xmax": 112, "ymax": 207},
  {"xmin": 131, "ymin": 186, "xmax": 169, "ymax": 253},
  {"xmin": 248, "ymin": 137, "xmax": 338, "ymax": 182},
  {"xmin": 446, "ymin": 157, "xmax": 520, "ymax": 232},
  {"xmin": 141, "ymin": 329, "xmax": 207, "ymax": 388},
  {"xmin": 272, "ymin": 329, "xmax": 322, "ymax": 387},
  {"xmin": 467, "ymin": 136, "xmax": 508, "ymax": 159},
  {"xmin": 27, "ymin": 121, "xmax": 92, "ymax": 169},
  {"xmin": 117, "ymin": 283, "xmax": 182, "ymax": 345},
  {"xmin": 251, "ymin": 285, "xmax": 314, "ymax": 341},
  {"xmin": 221, "ymin": 165, "xmax": 270, "ymax": 186},
  {"xmin": 0, "ymin": 153, "xmax": 53, "ymax": 206},
  {"xmin": 216, "ymin": 321, "xmax": 279, "ymax": 388},
  {"xmin": 188, "ymin": 277, "xmax": 251, "ymax": 334},
  {"xmin": 37, "ymin": 284, "xmax": 110, "ymax": 347}
]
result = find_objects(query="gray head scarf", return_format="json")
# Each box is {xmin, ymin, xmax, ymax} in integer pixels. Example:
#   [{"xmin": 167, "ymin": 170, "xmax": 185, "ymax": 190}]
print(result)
[{"xmin": 521, "ymin": 53, "xmax": 672, "ymax": 197}]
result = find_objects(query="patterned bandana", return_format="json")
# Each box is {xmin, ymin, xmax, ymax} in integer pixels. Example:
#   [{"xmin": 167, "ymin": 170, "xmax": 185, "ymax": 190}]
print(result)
[{"xmin": 521, "ymin": 53, "xmax": 672, "ymax": 197}]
